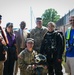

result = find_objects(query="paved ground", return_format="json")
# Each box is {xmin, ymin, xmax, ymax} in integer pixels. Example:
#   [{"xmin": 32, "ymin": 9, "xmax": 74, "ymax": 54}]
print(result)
[{"xmin": 17, "ymin": 65, "xmax": 68, "ymax": 75}]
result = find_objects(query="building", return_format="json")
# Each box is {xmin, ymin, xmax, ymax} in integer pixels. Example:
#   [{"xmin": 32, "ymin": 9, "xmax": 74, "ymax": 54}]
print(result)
[{"xmin": 56, "ymin": 8, "xmax": 74, "ymax": 34}]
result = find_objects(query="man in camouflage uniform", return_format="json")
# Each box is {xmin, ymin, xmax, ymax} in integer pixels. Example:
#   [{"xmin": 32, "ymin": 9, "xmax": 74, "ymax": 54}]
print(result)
[
  {"xmin": 30, "ymin": 17, "xmax": 47, "ymax": 53},
  {"xmin": 18, "ymin": 38, "xmax": 37, "ymax": 75}
]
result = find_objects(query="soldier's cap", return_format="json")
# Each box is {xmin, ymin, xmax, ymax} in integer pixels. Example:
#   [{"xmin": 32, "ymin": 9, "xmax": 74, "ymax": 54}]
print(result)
[
  {"xmin": 26, "ymin": 38, "xmax": 34, "ymax": 43},
  {"xmin": 6, "ymin": 22, "xmax": 13, "ymax": 28},
  {"xmin": 0, "ymin": 15, "xmax": 2, "ymax": 20},
  {"xmin": 36, "ymin": 17, "xmax": 42, "ymax": 22}
]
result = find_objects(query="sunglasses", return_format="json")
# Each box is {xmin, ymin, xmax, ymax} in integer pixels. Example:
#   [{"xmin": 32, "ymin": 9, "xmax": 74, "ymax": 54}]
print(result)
[{"xmin": 69, "ymin": 20, "xmax": 74, "ymax": 21}]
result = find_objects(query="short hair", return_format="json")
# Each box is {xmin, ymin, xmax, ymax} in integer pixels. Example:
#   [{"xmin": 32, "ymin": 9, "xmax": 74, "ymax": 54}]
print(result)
[
  {"xmin": 20, "ymin": 21, "xmax": 26, "ymax": 27},
  {"xmin": 0, "ymin": 15, "xmax": 2, "ymax": 20},
  {"xmin": 47, "ymin": 22, "xmax": 56, "ymax": 28}
]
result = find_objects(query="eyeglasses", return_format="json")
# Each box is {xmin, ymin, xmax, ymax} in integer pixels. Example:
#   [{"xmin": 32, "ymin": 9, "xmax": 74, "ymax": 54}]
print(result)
[{"xmin": 69, "ymin": 20, "xmax": 74, "ymax": 22}]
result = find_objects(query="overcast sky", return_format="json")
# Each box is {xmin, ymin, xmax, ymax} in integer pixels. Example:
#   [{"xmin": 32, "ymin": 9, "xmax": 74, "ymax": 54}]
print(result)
[{"xmin": 0, "ymin": 0, "xmax": 74, "ymax": 29}]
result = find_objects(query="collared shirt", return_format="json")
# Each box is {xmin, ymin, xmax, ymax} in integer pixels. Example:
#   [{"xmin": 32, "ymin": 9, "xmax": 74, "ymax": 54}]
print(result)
[
  {"xmin": 20, "ymin": 29, "xmax": 23, "ymax": 38},
  {"xmin": 19, "ymin": 29, "xmax": 25, "ymax": 48},
  {"xmin": 6, "ymin": 32, "xmax": 16, "ymax": 47}
]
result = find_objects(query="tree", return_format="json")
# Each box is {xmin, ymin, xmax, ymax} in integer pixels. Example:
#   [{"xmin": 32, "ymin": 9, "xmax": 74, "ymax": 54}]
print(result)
[{"xmin": 42, "ymin": 8, "xmax": 60, "ymax": 27}]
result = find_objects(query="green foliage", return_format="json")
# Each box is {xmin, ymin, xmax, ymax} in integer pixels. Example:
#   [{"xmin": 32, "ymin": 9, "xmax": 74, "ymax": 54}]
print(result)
[{"xmin": 42, "ymin": 8, "xmax": 60, "ymax": 27}]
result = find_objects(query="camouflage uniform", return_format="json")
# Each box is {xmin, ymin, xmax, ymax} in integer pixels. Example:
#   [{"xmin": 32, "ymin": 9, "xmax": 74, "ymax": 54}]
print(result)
[
  {"xmin": 18, "ymin": 48, "xmax": 37, "ymax": 75},
  {"xmin": 30, "ymin": 27, "xmax": 47, "ymax": 53}
]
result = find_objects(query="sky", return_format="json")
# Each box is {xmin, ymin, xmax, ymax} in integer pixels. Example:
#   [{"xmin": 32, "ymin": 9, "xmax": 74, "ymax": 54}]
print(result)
[{"xmin": 0, "ymin": 0, "xmax": 74, "ymax": 29}]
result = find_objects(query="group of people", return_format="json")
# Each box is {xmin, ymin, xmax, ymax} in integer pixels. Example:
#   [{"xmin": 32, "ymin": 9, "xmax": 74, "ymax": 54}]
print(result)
[{"xmin": 0, "ymin": 14, "xmax": 74, "ymax": 75}]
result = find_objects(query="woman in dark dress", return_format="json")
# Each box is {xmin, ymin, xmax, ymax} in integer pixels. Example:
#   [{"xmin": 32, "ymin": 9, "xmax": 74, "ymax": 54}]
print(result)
[{"xmin": 3, "ymin": 22, "xmax": 18, "ymax": 75}]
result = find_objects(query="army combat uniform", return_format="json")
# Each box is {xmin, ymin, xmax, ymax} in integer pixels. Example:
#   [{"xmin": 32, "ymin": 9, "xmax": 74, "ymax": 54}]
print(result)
[
  {"xmin": 18, "ymin": 48, "xmax": 37, "ymax": 75},
  {"xmin": 30, "ymin": 27, "xmax": 47, "ymax": 53}
]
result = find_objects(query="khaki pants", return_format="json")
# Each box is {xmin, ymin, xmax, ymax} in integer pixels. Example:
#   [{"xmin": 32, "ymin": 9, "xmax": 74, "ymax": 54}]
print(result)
[
  {"xmin": 13, "ymin": 60, "xmax": 18, "ymax": 75},
  {"xmin": 65, "ymin": 57, "xmax": 74, "ymax": 75},
  {"xmin": 0, "ymin": 61, "xmax": 4, "ymax": 75}
]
